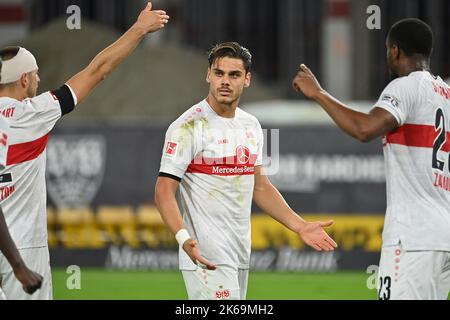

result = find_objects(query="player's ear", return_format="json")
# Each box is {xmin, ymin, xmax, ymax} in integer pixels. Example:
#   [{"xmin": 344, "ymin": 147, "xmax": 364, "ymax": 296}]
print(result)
[
  {"xmin": 244, "ymin": 71, "xmax": 251, "ymax": 88},
  {"xmin": 20, "ymin": 73, "xmax": 28, "ymax": 88},
  {"xmin": 392, "ymin": 45, "xmax": 400, "ymax": 60},
  {"xmin": 206, "ymin": 68, "xmax": 211, "ymax": 83}
]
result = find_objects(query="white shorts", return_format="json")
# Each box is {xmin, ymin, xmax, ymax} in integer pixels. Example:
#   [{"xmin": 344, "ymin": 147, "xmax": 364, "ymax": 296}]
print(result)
[
  {"xmin": 378, "ymin": 242, "xmax": 450, "ymax": 300},
  {"xmin": 0, "ymin": 246, "xmax": 53, "ymax": 300},
  {"xmin": 181, "ymin": 265, "xmax": 249, "ymax": 300}
]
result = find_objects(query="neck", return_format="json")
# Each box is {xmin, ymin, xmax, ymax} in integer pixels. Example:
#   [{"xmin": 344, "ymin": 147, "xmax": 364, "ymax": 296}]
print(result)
[
  {"xmin": 206, "ymin": 94, "xmax": 239, "ymax": 118},
  {"xmin": 398, "ymin": 58, "xmax": 430, "ymax": 77},
  {"xmin": 0, "ymin": 87, "xmax": 26, "ymax": 101}
]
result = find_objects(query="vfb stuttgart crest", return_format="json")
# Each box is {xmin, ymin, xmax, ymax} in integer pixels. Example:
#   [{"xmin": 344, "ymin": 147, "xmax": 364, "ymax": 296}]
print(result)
[
  {"xmin": 46, "ymin": 135, "xmax": 106, "ymax": 207},
  {"xmin": 236, "ymin": 145, "xmax": 250, "ymax": 164}
]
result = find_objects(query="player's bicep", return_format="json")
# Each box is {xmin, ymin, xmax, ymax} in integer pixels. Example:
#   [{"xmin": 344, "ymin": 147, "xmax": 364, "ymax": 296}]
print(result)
[
  {"xmin": 155, "ymin": 176, "xmax": 180, "ymax": 201},
  {"xmin": 253, "ymin": 165, "xmax": 272, "ymax": 193},
  {"xmin": 66, "ymin": 64, "xmax": 103, "ymax": 105},
  {"xmin": 368, "ymin": 107, "xmax": 400, "ymax": 137}
]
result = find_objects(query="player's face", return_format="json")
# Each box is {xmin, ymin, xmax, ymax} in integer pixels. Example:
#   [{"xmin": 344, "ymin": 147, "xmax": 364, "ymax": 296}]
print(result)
[
  {"xmin": 26, "ymin": 70, "xmax": 40, "ymax": 98},
  {"xmin": 207, "ymin": 57, "xmax": 251, "ymax": 106}
]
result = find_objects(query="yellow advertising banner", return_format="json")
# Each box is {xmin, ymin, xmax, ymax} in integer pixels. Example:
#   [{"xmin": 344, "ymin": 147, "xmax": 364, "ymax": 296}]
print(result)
[
  {"xmin": 252, "ymin": 214, "xmax": 385, "ymax": 252},
  {"xmin": 48, "ymin": 206, "xmax": 385, "ymax": 252}
]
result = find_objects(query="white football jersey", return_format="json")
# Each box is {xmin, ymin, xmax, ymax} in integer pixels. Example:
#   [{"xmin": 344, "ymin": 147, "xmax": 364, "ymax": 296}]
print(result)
[
  {"xmin": 159, "ymin": 99, "xmax": 264, "ymax": 269},
  {"xmin": 0, "ymin": 85, "xmax": 75, "ymax": 248},
  {"xmin": 374, "ymin": 71, "xmax": 450, "ymax": 251}
]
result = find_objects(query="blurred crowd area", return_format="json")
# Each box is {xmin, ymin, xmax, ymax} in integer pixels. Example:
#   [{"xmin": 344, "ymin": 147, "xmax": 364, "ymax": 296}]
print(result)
[{"xmin": 0, "ymin": 0, "xmax": 449, "ymax": 123}]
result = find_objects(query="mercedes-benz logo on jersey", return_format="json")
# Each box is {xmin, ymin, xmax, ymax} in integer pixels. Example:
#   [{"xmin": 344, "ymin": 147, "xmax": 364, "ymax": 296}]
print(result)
[
  {"xmin": 46, "ymin": 135, "xmax": 106, "ymax": 207},
  {"xmin": 236, "ymin": 145, "xmax": 250, "ymax": 164}
]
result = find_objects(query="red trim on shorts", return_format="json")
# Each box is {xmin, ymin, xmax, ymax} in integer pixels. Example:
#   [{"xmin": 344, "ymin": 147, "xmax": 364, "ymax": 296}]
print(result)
[
  {"xmin": 7, "ymin": 134, "xmax": 49, "ymax": 165},
  {"xmin": 0, "ymin": 5, "xmax": 26, "ymax": 23},
  {"xmin": 385, "ymin": 124, "xmax": 450, "ymax": 152}
]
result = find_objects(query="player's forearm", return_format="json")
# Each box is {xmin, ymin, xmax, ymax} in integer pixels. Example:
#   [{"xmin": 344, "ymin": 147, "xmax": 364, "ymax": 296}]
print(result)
[
  {"xmin": 253, "ymin": 182, "xmax": 306, "ymax": 233},
  {"xmin": 0, "ymin": 208, "xmax": 24, "ymax": 270},
  {"xmin": 154, "ymin": 189, "xmax": 185, "ymax": 236},
  {"xmin": 313, "ymin": 90, "xmax": 376, "ymax": 142},
  {"xmin": 88, "ymin": 24, "xmax": 146, "ymax": 80}
]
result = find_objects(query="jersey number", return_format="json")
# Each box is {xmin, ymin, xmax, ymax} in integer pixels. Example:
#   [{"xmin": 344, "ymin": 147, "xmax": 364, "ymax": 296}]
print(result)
[
  {"xmin": 432, "ymin": 108, "xmax": 449, "ymax": 172},
  {"xmin": 378, "ymin": 276, "xmax": 391, "ymax": 300}
]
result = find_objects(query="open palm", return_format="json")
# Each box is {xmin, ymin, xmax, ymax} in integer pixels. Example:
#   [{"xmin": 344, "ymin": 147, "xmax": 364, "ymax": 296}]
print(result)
[{"xmin": 298, "ymin": 220, "xmax": 337, "ymax": 251}]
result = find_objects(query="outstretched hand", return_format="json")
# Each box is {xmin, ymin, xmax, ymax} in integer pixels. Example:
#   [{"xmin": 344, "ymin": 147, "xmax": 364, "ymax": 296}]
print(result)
[
  {"xmin": 292, "ymin": 64, "xmax": 324, "ymax": 99},
  {"xmin": 182, "ymin": 239, "xmax": 216, "ymax": 270},
  {"xmin": 135, "ymin": 2, "xmax": 170, "ymax": 34},
  {"xmin": 298, "ymin": 220, "xmax": 337, "ymax": 251}
]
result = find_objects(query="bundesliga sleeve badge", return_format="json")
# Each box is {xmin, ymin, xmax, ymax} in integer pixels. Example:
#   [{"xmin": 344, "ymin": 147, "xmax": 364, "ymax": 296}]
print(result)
[{"xmin": 164, "ymin": 141, "xmax": 178, "ymax": 158}]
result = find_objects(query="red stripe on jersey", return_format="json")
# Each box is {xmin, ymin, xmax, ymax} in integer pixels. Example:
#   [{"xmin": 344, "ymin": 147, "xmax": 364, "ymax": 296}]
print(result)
[
  {"xmin": 187, "ymin": 163, "xmax": 256, "ymax": 176},
  {"xmin": 0, "ymin": 5, "xmax": 26, "ymax": 23},
  {"xmin": 187, "ymin": 154, "xmax": 258, "ymax": 176},
  {"xmin": 7, "ymin": 134, "xmax": 49, "ymax": 165},
  {"xmin": 385, "ymin": 124, "xmax": 450, "ymax": 152}
]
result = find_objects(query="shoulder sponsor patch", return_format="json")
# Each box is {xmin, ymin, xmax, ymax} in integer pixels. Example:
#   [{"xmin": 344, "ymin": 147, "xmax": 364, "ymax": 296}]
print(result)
[{"xmin": 381, "ymin": 94, "xmax": 400, "ymax": 108}]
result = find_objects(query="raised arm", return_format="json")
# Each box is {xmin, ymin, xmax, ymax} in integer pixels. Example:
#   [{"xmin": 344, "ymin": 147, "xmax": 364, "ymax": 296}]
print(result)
[
  {"xmin": 154, "ymin": 176, "xmax": 216, "ymax": 270},
  {"xmin": 66, "ymin": 2, "xmax": 169, "ymax": 104},
  {"xmin": 253, "ymin": 166, "xmax": 337, "ymax": 251},
  {"xmin": 0, "ymin": 206, "xmax": 43, "ymax": 295},
  {"xmin": 292, "ymin": 64, "xmax": 398, "ymax": 142}
]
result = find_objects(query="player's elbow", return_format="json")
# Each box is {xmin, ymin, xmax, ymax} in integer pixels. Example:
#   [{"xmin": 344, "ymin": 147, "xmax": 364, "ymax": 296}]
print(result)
[
  {"xmin": 356, "ymin": 131, "xmax": 374, "ymax": 143},
  {"xmin": 99, "ymin": 65, "xmax": 113, "ymax": 80},
  {"xmin": 88, "ymin": 61, "xmax": 110, "ymax": 83},
  {"xmin": 355, "ymin": 126, "xmax": 377, "ymax": 143}
]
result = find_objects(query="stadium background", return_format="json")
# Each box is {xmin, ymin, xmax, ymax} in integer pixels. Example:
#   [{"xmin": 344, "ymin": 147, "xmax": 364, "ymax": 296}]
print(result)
[{"xmin": 1, "ymin": 0, "xmax": 449, "ymax": 299}]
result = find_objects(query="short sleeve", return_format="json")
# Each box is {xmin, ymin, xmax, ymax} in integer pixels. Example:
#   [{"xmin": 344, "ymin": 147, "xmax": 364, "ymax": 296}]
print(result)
[
  {"xmin": 373, "ymin": 77, "xmax": 418, "ymax": 126},
  {"xmin": 159, "ymin": 121, "xmax": 199, "ymax": 180},
  {"xmin": 23, "ymin": 91, "xmax": 61, "ymax": 135}
]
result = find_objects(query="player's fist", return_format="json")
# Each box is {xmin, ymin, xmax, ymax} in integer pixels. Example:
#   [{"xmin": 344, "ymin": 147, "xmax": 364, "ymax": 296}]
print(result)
[
  {"xmin": 292, "ymin": 64, "xmax": 324, "ymax": 100},
  {"xmin": 13, "ymin": 263, "xmax": 43, "ymax": 295},
  {"xmin": 135, "ymin": 2, "xmax": 170, "ymax": 34}
]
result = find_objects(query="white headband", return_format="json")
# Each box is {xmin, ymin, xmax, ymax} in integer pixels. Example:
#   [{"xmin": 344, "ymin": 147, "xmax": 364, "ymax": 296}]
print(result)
[{"xmin": 0, "ymin": 47, "xmax": 38, "ymax": 84}]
